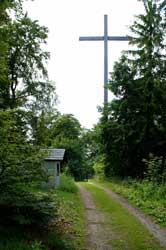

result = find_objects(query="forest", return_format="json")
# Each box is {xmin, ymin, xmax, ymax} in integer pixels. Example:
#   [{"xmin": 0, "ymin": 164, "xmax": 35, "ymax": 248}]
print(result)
[{"xmin": 0, "ymin": 0, "xmax": 166, "ymax": 250}]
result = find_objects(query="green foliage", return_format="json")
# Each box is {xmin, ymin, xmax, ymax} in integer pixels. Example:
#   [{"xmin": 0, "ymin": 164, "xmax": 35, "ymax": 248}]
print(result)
[
  {"xmin": 143, "ymin": 153, "xmax": 166, "ymax": 183},
  {"xmin": 99, "ymin": 0, "xmax": 166, "ymax": 179},
  {"xmin": 44, "ymin": 229, "xmax": 75, "ymax": 250},
  {"xmin": 31, "ymin": 241, "xmax": 45, "ymax": 250},
  {"xmin": 0, "ymin": 109, "xmax": 58, "ymax": 236},
  {"xmin": 0, "ymin": 240, "xmax": 35, "ymax": 250},
  {"xmin": 29, "ymin": 108, "xmax": 60, "ymax": 146},
  {"xmin": 0, "ymin": 110, "xmax": 46, "ymax": 189},
  {"xmin": 81, "ymin": 126, "xmax": 101, "ymax": 176},
  {"xmin": 0, "ymin": 187, "xmax": 59, "ymax": 226},
  {"xmin": 0, "ymin": 186, "xmax": 84, "ymax": 250},
  {"xmin": 0, "ymin": 14, "xmax": 51, "ymax": 109},
  {"xmin": 51, "ymin": 114, "xmax": 81, "ymax": 140},
  {"xmin": 51, "ymin": 114, "xmax": 92, "ymax": 181},
  {"xmin": 93, "ymin": 162, "xmax": 105, "ymax": 179},
  {"xmin": 0, "ymin": 1, "xmax": 80, "ymax": 250},
  {"xmin": 0, "ymin": 238, "xmax": 46, "ymax": 250},
  {"xmin": 55, "ymin": 187, "xmax": 86, "ymax": 250},
  {"xmin": 58, "ymin": 175, "xmax": 78, "ymax": 193}
]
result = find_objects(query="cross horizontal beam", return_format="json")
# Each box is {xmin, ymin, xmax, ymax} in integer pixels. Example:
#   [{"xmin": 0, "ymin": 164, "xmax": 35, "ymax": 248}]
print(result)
[
  {"xmin": 79, "ymin": 15, "xmax": 129, "ymax": 105},
  {"xmin": 79, "ymin": 36, "xmax": 130, "ymax": 41}
]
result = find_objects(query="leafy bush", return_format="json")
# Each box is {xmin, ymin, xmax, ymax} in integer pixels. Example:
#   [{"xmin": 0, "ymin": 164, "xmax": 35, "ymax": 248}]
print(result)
[
  {"xmin": 94, "ymin": 162, "xmax": 105, "ymax": 180},
  {"xmin": 0, "ymin": 186, "xmax": 59, "ymax": 226},
  {"xmin": 58, "ymin": 175, "xmax": 78, "ymax": 193},
  {"xmin": 143, "ymin": 154, "xmax": 166, "ymax": 184}
]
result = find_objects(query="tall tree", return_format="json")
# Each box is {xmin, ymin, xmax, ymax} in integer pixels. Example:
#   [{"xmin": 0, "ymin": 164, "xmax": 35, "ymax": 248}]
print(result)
[
  {"xmin": 0, "ymin": 110, "xmax": 46, "ymax": 190},
  {"xmin": 0, "ymin": 0, "xmax": 25, "ymax": 107},
  {"xmin": 0, "ymin": 15, "xmax": 51, "ymax": 109},
  {"xmin": 0, "ymin": 1, "xmax": 59, "ymax": 229},
  {"xmin": 0, "ymin": 3, "xmax": 58, "ymax": 141},
  {"xmin": 100, "ymin": 0, "xmax": 166, "ymax": 178}
]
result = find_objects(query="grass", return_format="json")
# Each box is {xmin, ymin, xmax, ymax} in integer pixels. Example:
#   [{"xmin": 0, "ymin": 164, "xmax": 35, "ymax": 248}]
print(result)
[
  {"xmin": 82, "ymin": 182, "xmax": 166, "ymax": 250},
  {"xmin": 57, "ymin": 174, "xmax": 78, "ymax": 193},
  {"xmin": 55, "ymin": 175, "xmax": 86, "ymax": 250},
  {"xmin": 0, "ymin": 175, "xmax": 86, "ymax": 250},
  {"xmin": 94, "ymin": 178, "xmax": 166, "ymax": 227}
]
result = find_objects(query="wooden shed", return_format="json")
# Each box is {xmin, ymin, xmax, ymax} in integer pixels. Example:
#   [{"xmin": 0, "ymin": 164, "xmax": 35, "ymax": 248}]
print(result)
[{"xmin": 44, "ymin": 148, "xmax": 65, "ymax": 187}]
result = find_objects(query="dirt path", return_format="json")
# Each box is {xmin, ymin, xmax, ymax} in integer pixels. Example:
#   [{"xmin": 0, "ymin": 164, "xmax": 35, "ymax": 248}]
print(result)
[
  {"xmin": 97, "ymin": 184, "xmax": 166, "ymax": 247},
  {"xmin": 77, "ymin": 182, "xmax": 166, "ymax": 249},
  {"xmin": 78, "ymin": 184, "xmax": 113, "ymax": 250}
]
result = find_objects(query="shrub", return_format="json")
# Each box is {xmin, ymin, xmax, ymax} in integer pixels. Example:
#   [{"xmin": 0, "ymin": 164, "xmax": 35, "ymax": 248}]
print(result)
[
  {"xmin": 0, "ymin": 186, "xmax": 59, "ymax": 226},
  {"xmin": 58, "ymin": 175, "xmax": 78, "ymax": 193},
  {"xmin": 94, "ymin": 162, "xmax": 105, "ymax": 180},
  {"xmin": 143, "ymin": 154, "xmax": 165, "ymax": 184}
]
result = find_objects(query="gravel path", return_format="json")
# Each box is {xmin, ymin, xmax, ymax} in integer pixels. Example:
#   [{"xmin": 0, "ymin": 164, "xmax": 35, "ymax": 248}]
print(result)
[
  {"xmin": 78, "ymin": 182, "xmax": 166, "ymax": 249},
  {"xmin": 100, "ymin": 184, "xmax": 166, "ymax": 247},
  {"xmin": 78, "ymin": 184, "xmax": 113, "ymax": 250},
  {"xmin": 92, "ymin": 182, "xmax": 166, "ymax": 247}
]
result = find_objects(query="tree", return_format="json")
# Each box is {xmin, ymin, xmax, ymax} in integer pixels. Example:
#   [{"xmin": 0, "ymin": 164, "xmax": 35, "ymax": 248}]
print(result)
[
  {"xmin": 0, "ymin": 110, "xmax": 46, "ymax": 188},
  {"xmin": 51, "ymin": 114, "xmax": 81, "ymax": 140},
  {"xmin": 51, "ymin": 114, "xmax": 91, "ymax": 180},
  {"xmin": 0, "ymin": 0, "xmax": 25, "ymax": 108},
  {"xmin": 0, "ymin": 15, "xmax": 51, "ymax": 109},
  {"xmin": 0, "ymin": 1, "xmax": 11, "ymax": 106},
  {"xmin": 30, "ymin": 108, "xmax": 60, "ymax": 146},
  {"xmin": 0, "ymin": 3, "xmax": 58, "ymax": 141},
  {"xmin": 0, "ymin": 110, "xmax": 59, "ymax": 228},
  {"xmin": 81, "ymin": 126, "xmax": 102, "ymax": 176},
  {"xmin": 100, "ymin": 0, "xmax": 166, "ymax": 178},
  {"xmin": 0, "ymin": 1, "xmax": 59, "ymax": 228}
]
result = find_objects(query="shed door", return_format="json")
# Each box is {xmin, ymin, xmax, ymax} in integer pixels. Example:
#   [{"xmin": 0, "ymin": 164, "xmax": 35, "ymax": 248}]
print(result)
[
  {"xmin": 57, "ymin": 162, "xmax": 60, "ymax": 176},
  {"xmin": 46, "ymin": 161, "xmax": 56, "ymax": 175}
]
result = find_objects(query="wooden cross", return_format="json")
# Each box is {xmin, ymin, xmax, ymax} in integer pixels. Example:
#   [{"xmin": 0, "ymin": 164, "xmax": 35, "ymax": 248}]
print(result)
[{"xmin": 79, "ymin": 14, "xmax": 129, "ymax": 104}]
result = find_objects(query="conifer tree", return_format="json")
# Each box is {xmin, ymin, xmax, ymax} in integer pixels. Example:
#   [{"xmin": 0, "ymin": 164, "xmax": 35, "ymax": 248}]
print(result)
[{"xmin": 101, "ymin": 0, "xmax": 166, "ymax": 178}]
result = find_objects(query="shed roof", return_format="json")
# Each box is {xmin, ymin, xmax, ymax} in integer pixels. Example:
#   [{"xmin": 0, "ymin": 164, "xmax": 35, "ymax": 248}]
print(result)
[{"xmin": 45, "ymin": 149, "xmax": 65, "ymax": 161}]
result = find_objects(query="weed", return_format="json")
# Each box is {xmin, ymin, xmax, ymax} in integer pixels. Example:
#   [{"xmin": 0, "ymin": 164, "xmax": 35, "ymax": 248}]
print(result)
[
  {"xmin": 31, "ymin": 241, "xmax": 45, "ymax": 250},
  {"xmin": 58, "ymin": 175, "xmax": 78, "ymax": 193}
]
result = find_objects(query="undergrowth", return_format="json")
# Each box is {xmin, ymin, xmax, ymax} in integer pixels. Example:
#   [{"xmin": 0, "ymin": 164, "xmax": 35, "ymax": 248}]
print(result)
[
  {"xmin": 57, "ymin": 174, "xmax": 78, "ymax": 193},
  {"xmin": 0, "ymin": 175, "xmax": 85, "ymax": 250},
  {"xmin": 55, "ymin": 175, "xmax": 85, "ymax": 250}
]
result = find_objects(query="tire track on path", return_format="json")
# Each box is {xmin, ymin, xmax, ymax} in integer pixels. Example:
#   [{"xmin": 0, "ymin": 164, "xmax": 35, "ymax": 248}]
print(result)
[
  {"xmin": 92, "ymin": 182, "xmax": 166, "ymax": 247},
  {"xmin": 77, "ymin": 183, "xmax": 113, "ymax": 250}
]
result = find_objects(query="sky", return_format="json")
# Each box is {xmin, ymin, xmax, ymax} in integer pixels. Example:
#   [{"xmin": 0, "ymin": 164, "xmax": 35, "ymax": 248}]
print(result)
[{"xmin": 24, "ymin": 0, "xmax": 144, "ymax": 128}]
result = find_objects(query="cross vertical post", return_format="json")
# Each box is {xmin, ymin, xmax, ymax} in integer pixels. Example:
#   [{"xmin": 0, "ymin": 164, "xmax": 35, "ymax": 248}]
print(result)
[
  {"xmin": 104, "ymin": 15, "xmax": 108, "ymax": 104},
  {"xmin": 79, "ymin": 14, "xmax": 129, "ymax": 106}
]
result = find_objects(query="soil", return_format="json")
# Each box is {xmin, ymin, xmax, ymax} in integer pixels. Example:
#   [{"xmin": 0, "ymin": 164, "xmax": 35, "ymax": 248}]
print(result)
[{"xmin": 77, "ymin": 182, "xmax": 166, "ymax": 249}]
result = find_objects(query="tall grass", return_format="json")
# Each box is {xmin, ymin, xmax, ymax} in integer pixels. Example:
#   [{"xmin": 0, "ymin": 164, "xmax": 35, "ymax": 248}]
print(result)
[{"xmin": 58, "ymin": 174, "xmax": 78, "ymax": 193}]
